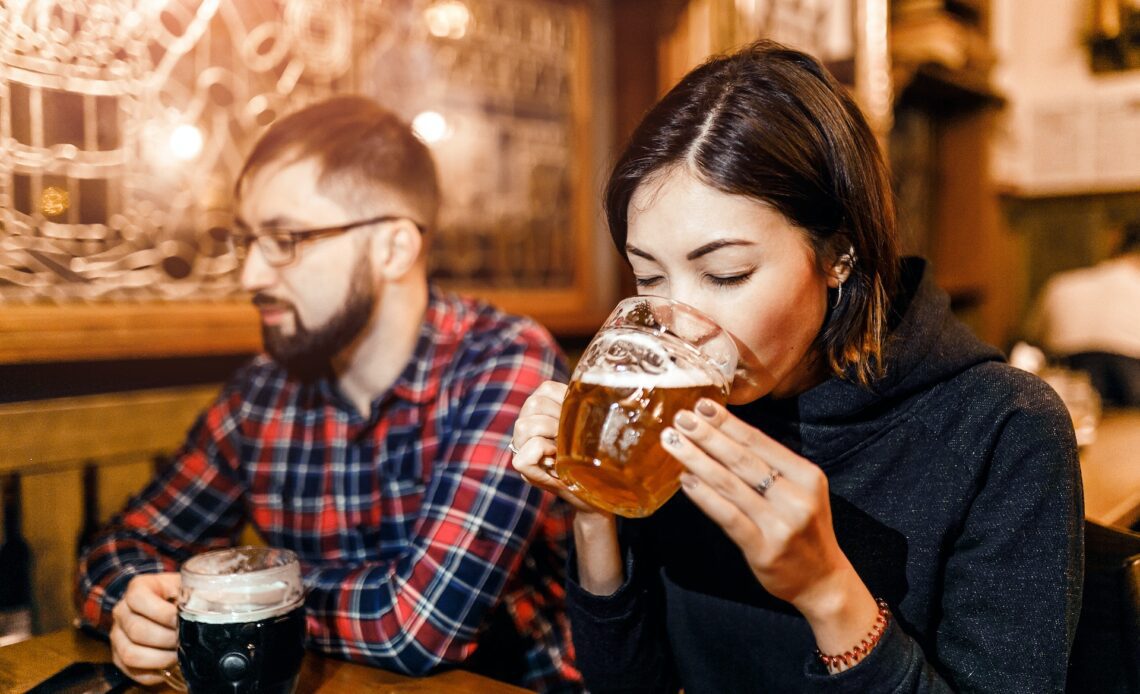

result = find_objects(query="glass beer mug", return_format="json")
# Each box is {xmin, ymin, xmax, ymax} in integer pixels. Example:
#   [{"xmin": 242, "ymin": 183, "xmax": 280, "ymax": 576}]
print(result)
[
  {"xmin": 556, "ymin": 296, "xmax": 739, "ymax": 517},
  {"xmin": 164, "ymin": 546, "xmax": 306, "ymax": 693}
]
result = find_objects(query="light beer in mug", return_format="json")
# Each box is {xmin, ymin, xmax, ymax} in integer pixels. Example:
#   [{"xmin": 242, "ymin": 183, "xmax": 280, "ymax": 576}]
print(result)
[{"xmin": 556, "ymin": 297, "xmax": 738, "ymax": 517}]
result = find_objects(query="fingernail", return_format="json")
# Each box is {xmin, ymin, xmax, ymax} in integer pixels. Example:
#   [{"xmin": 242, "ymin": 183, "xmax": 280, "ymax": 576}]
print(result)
[
  {"xmin": 680, "ymin": 472, "xmax": 698, "ymax": 490},
  {"xmin": 663, "ymin": 427, "xmax": 682, "ymax": 448},
  {"xmin": 675, "ymin": 411, "xmax": 697, "ymax": 431},
  {"xmin": 696, "ymin": 399, "xmax": 717, "ymax": 418}
]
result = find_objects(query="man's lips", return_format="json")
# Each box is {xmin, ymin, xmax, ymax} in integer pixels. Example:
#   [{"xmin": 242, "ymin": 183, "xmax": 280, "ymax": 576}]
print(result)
[{"xmin": 252, "ymin": 295, "xmax": 293, "ymax": 325}]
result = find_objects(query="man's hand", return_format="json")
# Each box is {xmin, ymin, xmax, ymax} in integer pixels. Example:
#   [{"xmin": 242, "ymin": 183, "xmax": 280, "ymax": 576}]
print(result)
[{"xmin": 110, "ymin": 572, "xmax": 181, "ymax": 685}]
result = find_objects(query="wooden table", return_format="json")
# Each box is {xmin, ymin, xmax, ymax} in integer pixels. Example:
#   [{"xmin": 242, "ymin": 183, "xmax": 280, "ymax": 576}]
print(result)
[
  {"xmin": 1081, "ymin": 409, "xmax": 1140, "ymax": 528},
  {"xmin": 0, "ymin": 629, "xmax": 529, "ymax": 693}
]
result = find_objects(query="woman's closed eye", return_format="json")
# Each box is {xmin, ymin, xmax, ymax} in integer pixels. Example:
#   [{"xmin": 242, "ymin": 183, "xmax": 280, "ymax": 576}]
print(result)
[
  {"xmin": 634, "ymin": 275, "xmax": 664, "ymax": 289},
  {"xmin": 706, "ymin": 270, "xmax": 754, "ymax": 288}
]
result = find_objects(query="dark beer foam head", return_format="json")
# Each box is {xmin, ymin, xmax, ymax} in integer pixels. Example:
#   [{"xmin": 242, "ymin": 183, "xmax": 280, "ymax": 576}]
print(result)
[
  {"xmin": 183, "ymin": 546, "xmax": 293, "ymax": 575},
  {"xmin": 180, "ymin": 547, "xmax": 304, "ymax": 623},
  {"xmin": 180, "ymin": 584, "xmax": 304, "ymax": 624}
]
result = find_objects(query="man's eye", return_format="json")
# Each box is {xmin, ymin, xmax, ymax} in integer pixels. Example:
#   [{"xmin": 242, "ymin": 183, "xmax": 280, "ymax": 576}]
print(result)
[
  {"xmin": 261, "ymin": 233, "xmax": 294, "ymax": 252},
  {"xmin": 230, "ymin": 234, "xmax": 255, "ymax": 250}
]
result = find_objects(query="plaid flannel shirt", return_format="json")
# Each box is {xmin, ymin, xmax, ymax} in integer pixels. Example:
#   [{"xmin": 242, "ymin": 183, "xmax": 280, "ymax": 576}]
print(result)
[{"xmin": 77, "ymin": 287, "xmax": 582, "ymax": 692}]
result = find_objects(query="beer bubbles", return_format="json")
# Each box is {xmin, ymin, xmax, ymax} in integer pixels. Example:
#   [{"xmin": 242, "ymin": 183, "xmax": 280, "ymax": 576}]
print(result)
[{"xmin": 556, "ymin": 298, "xmax": 738, "ymax": 517}]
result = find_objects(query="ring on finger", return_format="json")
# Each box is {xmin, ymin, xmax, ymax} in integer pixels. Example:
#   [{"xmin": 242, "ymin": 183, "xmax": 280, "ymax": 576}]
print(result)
[
  {"xmin": 508, "ymin": 442, "xmax": 521, "ymax": 455},
  {"xmin": 754, "ymin": 468, "xmax": 781, "ymax": 497}
]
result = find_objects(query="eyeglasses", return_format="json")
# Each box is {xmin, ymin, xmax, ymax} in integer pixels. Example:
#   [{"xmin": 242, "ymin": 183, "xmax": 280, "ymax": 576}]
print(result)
[{"xmin": 229, "ymin": 215, "xmax": 425, "ymax": 267}]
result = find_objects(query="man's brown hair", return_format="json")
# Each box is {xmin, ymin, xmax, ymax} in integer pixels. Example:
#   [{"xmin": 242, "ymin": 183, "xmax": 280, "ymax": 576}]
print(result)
[{"xmin": 236, "ymin": 95, "xmax": 440, "ymax": 230}]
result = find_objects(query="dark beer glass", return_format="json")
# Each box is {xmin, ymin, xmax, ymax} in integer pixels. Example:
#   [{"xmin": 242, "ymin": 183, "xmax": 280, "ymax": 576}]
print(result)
[
  {"xmin": 556, "ymin": 296, "xmax": 738, "ymax": 517},
  {"xmin": 165, "ymin": 546, "xmax": 305, "ymax": 693}
]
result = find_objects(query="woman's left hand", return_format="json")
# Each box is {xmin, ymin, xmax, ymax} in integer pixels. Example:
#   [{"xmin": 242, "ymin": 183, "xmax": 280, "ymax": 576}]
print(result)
[{"xmin": 662, "ymin": 398, "xmax": 857, "ymax": 612}]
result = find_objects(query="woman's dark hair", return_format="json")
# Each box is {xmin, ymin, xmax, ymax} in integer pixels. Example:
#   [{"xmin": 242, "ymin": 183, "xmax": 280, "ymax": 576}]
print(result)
[{"xmin": 604, "ymin": 40, "xmax": 900, "ymax": 386}]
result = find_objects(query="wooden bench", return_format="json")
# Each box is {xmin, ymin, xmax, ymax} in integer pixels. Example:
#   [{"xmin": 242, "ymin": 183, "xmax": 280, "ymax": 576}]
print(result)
[{"xmin": 0, "ymin": 385, "xmax": 219, "ymax": 633}]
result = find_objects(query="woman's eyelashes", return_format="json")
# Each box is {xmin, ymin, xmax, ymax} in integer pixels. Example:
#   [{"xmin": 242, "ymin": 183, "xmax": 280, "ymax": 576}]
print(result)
[
  {"xmin": 633, "ymin": 270, "xmax": 754, "ymax": 291},
  {"xmin": 706, "ymin": 270, "xmax": 754, "ymax": 288}
]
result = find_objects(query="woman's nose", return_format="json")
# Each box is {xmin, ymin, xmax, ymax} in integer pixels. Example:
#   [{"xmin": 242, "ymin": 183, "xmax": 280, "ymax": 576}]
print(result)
[{"xmin": 664, "ymin": 287, "xmax": 704, "ymax": 314}]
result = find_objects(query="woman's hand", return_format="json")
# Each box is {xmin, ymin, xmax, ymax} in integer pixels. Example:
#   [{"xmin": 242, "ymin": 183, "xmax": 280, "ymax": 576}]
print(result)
[
  {"xmin": 510, "ymin": 380, "xmax": 622, "ymax": 594},
  {"xmin": 509, "ymin": 380, "xmax": 598, "ymax": 514},
  {"xmin": 662, "ymin": 398, "xmax": 879, "ymax": 652}
]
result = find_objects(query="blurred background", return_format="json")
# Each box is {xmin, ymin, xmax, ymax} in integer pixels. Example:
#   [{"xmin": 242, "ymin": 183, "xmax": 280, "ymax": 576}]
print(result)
[{"xmin": 3, "ymin": 0, "xmax": 1140, "ymax": 644}]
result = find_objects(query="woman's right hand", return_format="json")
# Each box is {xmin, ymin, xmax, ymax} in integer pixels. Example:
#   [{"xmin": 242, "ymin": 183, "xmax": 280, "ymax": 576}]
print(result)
[
  {"xmin": 511, "ymin": 380, "xmax": 623, "ymax": 594},
  {"xmin": 510, "ymin": 380, "xmax": 598, "ymax": 514}
]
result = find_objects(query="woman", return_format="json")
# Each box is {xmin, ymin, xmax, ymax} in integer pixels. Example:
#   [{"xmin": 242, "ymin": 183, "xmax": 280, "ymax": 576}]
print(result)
[{"xmin": 510, "ymin": 41, "xmax": 1082, "ymax": 692}]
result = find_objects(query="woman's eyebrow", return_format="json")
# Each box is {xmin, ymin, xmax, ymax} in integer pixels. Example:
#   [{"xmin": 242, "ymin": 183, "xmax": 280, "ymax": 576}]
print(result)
[
  {"xmin": 685, "ymin": 239, "xmax": 755, "ymax": 260},
  {"xmin": 626, "ymin": 244, "xmax": 657, "ymax": 262}
]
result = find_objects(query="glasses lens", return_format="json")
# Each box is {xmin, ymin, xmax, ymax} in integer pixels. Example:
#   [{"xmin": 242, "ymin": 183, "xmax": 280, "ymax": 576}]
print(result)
[
  {"xmin": 227, "ymin": 232, "xmax": 292, "ymax": 266},
  {"xmin": 258, "ymin": 233, "xmax": 293, "ymax": 265},
  {"xmin": 228, "ymin": 233, "xmax": 252, "ymax": 261}
]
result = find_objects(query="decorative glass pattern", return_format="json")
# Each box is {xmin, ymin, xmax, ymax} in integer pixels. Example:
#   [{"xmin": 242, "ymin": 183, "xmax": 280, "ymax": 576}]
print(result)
[{"xmin": 0, "ymin": 0, "xmax": 586, "ymax": 302}]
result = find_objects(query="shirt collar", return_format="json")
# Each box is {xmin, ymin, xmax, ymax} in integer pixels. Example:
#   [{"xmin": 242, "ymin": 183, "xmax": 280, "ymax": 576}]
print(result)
[{"xmin": 387, "ymin": 284, "xmax": 458, "ymax": 406}]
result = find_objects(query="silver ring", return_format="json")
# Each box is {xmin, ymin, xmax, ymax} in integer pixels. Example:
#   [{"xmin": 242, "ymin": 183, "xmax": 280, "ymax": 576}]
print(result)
[
  {"xmin": 508, "ymin": 442, "xmax": 521, "ymax": 456},
  {"xmin": 754, "ymin": 469, "xmax": 781, "ymax": 497}
]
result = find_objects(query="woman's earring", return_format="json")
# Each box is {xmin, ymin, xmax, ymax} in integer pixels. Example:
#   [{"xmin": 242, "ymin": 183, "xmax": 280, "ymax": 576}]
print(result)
[{"xmin": 831, "ymin": 246, "xmax": 855, "ymax": 309}]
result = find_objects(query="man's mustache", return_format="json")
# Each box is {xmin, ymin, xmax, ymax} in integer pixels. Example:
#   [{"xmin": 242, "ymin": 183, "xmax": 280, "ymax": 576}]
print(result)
[{"xmin": 253, "ymin": 293, "xmax": 292, "ymax": 310}]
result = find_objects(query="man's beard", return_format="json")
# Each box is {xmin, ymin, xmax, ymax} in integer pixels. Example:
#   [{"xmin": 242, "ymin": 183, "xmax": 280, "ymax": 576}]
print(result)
[{"xmin": 257, "ymin": 256, "xmax": 376, "ymax": 380}]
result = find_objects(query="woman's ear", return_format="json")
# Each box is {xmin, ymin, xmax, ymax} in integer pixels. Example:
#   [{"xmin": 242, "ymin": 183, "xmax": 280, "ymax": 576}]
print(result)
[
  {"xmin": 371, "ymin": 219, "xmax": 424, "ymax": 280},
  {"xmin": 828, "ymin": 244, "xmax": 857, "ymax": 288}
]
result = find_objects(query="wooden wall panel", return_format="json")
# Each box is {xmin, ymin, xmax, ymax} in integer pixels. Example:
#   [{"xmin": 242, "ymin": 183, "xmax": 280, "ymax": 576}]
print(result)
[
  {"xmin": 23, "ymin": 469, "xmax": 83, "ymax": 633},
  {"xmin": 1, "ymin": 385, "xmax": 220, "ymax": 637},
  {"xmin": 1, "ymin": 386, "xmax": 219, "ymax": 473}
]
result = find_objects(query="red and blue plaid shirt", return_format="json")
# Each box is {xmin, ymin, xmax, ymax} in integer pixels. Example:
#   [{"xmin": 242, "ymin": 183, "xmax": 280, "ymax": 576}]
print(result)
[{"xmin": 77, "ymin": 288, "xmax": 582, "ymax": 692}]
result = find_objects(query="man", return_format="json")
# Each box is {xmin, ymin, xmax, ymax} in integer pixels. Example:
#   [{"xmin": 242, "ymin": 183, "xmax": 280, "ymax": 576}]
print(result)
[{"xmin": 76, "ymin": 96, "xmax": 581, "ymax": 692}]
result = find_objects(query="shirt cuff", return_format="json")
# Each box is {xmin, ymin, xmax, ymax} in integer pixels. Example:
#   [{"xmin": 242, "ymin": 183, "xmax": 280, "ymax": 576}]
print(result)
[{"xmin": 565, "ymin": 543, "xmax": 641, "ymax": 621}]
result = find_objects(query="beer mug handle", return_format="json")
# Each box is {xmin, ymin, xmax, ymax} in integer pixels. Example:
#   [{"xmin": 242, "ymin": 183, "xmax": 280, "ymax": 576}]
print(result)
[{"xmin": 162, "ymin": 662, "xmax": 188, "ymax": 691}]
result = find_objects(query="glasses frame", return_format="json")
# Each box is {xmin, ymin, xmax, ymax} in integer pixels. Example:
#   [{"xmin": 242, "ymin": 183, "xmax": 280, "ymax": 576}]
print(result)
[{"xmin": 230, "ymin": 214, "xmax": 425, "ymax": 267}]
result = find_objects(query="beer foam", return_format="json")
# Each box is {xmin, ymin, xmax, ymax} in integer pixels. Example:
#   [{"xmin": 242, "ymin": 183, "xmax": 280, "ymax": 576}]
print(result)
[
  {"xmin": 184, "ymin": 547, "xmax": 289, "ymax": 575},
  {"xmin": 180, "ymin": 603, "xmax": 300, "ymax": 624},
  {"xmin": 579, "ymin": 366, "xmax": 715, "ymax": 389},
  {"xmin": 589, "ymin": 329, "xmax": 666, "ymax": 358},
  {"xmin": 181, "ymin": 581, "xmax": 301, "ymax": 624},
  {"xmin": 579, "ymin": 329, "xmax": 729, "ymax": 389}
]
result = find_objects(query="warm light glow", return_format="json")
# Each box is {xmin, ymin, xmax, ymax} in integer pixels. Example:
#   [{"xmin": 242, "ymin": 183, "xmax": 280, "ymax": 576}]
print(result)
[
  {"xmin": 424, "ymin": 0, "xmax": 471, "ymax": 39},
  {"xmin": 169, "ymin": 124, "xmax": 204, "ymax": 160},
  {"xmin": 412, "ymin": 111, "xmax": 451, "ymax": 144},
  {"xmin": 40, "ymin": 186, "xmax": 70, "ymax": 217}
]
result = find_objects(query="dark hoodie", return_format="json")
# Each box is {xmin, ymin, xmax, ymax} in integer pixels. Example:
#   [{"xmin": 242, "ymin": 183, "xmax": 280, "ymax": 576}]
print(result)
[{"xmin": 566, "ymin": 259, "xmax": 1084, "ymax": 693}]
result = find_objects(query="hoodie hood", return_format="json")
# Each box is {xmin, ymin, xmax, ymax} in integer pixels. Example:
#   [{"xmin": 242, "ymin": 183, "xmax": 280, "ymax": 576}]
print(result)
[{"xmin": 730, "ymin": 257, "xmax": 1004, "ymax": 464}]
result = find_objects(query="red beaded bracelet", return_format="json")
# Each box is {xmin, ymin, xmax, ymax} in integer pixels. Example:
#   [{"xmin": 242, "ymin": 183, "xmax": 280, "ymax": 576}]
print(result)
[{"xmin": 815, "ymin": 598, "xmax": 892, "ymax": 674}]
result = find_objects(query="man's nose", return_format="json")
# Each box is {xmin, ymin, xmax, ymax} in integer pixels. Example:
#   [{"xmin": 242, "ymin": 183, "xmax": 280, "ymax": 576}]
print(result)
[{"xmin": 239, "ymin": 243, "xmax": 277, "ymax": 292}]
